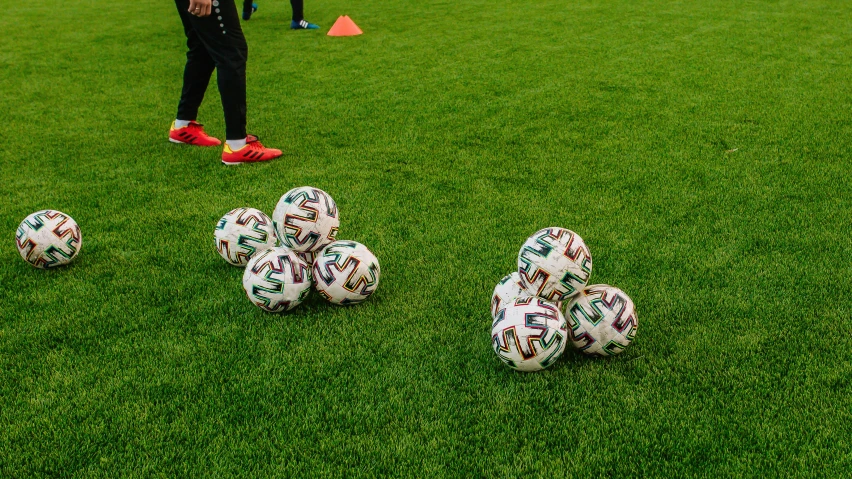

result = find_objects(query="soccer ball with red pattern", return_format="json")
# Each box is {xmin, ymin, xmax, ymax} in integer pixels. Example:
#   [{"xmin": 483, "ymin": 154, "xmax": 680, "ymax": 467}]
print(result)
[
  {"xmin": 312, "ymin": 240, "xmax": 380, "ymax": 305},
  {"xmin": 16, "ymin": 210, "xmax": 82, "ymax": 269},
  {"xmin": 242, "ymin": 247, "xmax": 312, "ymax": 313},
  {"xmin": 214, "ymin": 207, "xmax": 277, "ymax": 266},
  {"xmin": 491, "ymin": 297, "xmax": 568, "ymax": 372},
  {"xmin": 563, "ymin": 284, "xmax": 638, "ymax": 357},
  {"xmin": 272, "ymin": 186, "xmax": 339, "ymax": 253},
  {"xmin": 491, "ymin": 272, "xmax": 533, "ymax": 322},
  {"xmin": 517, "ymin": 227, "xmax": 592, "ymax": 302}
]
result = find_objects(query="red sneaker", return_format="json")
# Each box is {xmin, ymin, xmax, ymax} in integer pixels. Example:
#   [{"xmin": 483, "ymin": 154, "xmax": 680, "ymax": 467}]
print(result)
[
  {"xmin": 169, "ymin": 121, "xmax": 222, "ymax": 146},
  {"xmin": 221, "ymin": 135, "xmax": 282, "ymax": 166}
]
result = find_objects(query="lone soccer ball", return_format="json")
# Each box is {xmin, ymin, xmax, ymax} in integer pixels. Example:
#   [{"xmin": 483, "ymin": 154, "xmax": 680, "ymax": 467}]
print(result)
[
  {"xmin": 313, "ymin": 240, "xmax": 380, "ymax": 305},
  {"xmin": 242, "ymin": 247, "xmax": 312, "ymax": 313},
  {"xmin": 214, "ymin": 207, "xmax": 277, "ymax": 266},
  {"xmin": 491, "ymin": 297, "xmax": 568, "ymax": 372},
  {"xmin": 517, "ymin": 227, "xmax": 592, "ymax": 302},
  {"xmin": 491, "ymin": 272, "xmax": 532, "ymax": 322},
  {"xmin": 16, "ymin": 210, "xmax": 82, "ymax": 269},
  {"xmin": 272, "ymin": 186, "xmax": 339, "ymax": 252},
  {"xmin": 563, "ymin": 284, "xmax": 638, "ymax": 357}
]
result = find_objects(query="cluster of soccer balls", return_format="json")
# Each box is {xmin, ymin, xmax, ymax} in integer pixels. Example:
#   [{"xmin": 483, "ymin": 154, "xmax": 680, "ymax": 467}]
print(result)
[
  {"xmin": 491, "ymin": 227, "xmax": 638, "ymax": 372},
  {"xmin": 215, "ymin": 186, "xmax": 380, "ymax": 312}
]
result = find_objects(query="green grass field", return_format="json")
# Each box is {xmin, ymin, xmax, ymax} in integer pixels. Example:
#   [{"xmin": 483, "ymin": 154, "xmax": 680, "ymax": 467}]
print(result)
[{"xmin": 2, "ymin": 0, "xmax": 852, "ymax": 476}]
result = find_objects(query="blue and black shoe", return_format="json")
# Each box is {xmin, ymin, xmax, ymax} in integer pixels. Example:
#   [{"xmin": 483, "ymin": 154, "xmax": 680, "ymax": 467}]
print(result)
[
  {"xmin": 242, "ymin": 2, "xmax": 258, "ymax": 20},
  {"xmin": 291, "ymin": 19, "xmax": 320, "ymax": 30}
]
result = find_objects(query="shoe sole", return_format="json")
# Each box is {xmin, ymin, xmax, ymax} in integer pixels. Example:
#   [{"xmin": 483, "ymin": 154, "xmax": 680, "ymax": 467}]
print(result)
[
  {"xmin": 222, "ymin": 155, "xmax": 282, "ymax": 166},
  {"xmin": 169, "ymin": 137, "xmax": 220, "ymax": 147}
]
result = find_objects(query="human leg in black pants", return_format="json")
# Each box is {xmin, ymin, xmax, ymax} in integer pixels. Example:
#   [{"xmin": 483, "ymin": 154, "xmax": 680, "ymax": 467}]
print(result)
[
  {"xmin": 290, "ymin": 0, "xmax": 319, "ymax": 29},
  {"xmin": 172, "ymin": 0, "xmax": 281, "ymax": 163},
  {"xmin": 236, "ymin": 0, "xmax": 317, "ymax": 28},
  {"xmin": 241, "ymin": 0, "xmax": 256, "ymax": 21},
  {"xmin": 175, "ymin": 0, "xmax": 247, "ymax": 140},
  {"xmin": 291, "ymin": 0, "xmax": 303, "ymax": 22},
  {"xmin": 174, "ymin": 12, "xmax": 215, "ymax": 129}
]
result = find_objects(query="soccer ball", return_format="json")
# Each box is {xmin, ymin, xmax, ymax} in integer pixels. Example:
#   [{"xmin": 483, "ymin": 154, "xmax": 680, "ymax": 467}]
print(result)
[
  {"xmin": 491, "ymin": 272, "xmax": 533, "ymax": 322},
  {"xmin": 517, "ymin": 227, "xmax": 592, "ymax": 302},
  {"xmin": 312, "ymin": 240, "xmax": 380, "ymax": 305},
  {"xmin": 214, "ymin": 207, "xmax": 277, "ymax": 266},
  {"xmin": 563, "ymin": 284, "xmax": 638, "ymax": 357},
  {"xmin": 491, "ymin": 297, "xmax": 568, "ymax": 372},
  {"xmin": 242, "ymin": 247, "xmax": 312, "ymax": 313},
  {"xmin": 296, "ymin": 251, "xmax": 316, "ymax": 266},
  {"xmin": 16, "ymin": 210, "xmax": 82, "ymax": 268},
  {"xmin": 272, "ymin": 186, "xmax": 339, "ymax": 252}
]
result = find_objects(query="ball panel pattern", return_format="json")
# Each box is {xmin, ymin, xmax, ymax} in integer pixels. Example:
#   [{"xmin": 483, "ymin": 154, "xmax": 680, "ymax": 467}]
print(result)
[
  {"xmin": 296, "ymin": 251, "xmax": 316, "ymax": 267},
  {"xmin": 214, "ymin": 207, "xmax": 277, "ymax": 266},
  {"xmin": 242, "ymin": 247, "xmax": 312, "ymax": 313},
  {"xmin": 517, "ymin": 227, "xmax": 592, "ymax": 302},
  {"xmin": 490, "ymin": 272, "xmax": 533, "ymax": 323},
  {"xmin": 16, "ymin": 210, "xmax": 82, "ymax": 269},
  {"xmin": 563, "ymin": 284, "xmax": 637, "ymax": 357},
  {"xmin": 312, "ymin": 240, "xmax": 380, "ymax": 305},
  {"xmin": 491, "ymin": 297, "xmax": 567, "ymax": 372},
  {"xmin": 272, "ymin": 187, "xmax": 340, "ymax": 253}
]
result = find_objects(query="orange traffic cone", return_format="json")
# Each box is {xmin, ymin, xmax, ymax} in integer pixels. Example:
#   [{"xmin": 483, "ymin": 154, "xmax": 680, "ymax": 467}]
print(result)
[{"xmin": 327, "ymin": 15, "xmax": 363, "ymax": 36}]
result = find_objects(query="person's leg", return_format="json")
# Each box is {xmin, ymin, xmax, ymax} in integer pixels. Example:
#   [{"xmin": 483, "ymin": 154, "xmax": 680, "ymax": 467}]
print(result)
[
  {"xmin": 242, "ymin": 0, "xmax": 257, "ymax": 21},
  {"xmin": 290, "ymin": 0, "xmax": 303, "ymax": 22},
  {"xmin": 170, "ymin": 0, "xmax": 222, "ymax": 146},
  {"xmin": 182, "ymin": 0, "xmax": 248, "ymax": 140},
  {"xmin": 175, "ymin": 0, "xmax": 215, "ymax": 123},
  {"xmin": 290, "ymin": 0, "xmax": 319, "ymax": 29},
  {"xmin": 181, "ymin": 0, "xmax": 282, "ymax": 164}
]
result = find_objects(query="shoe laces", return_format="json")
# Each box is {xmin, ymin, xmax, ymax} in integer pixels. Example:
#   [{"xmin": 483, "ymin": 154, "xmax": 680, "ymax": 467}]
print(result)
[
  {"xmin": 245, "ymin": 135, "xmax": 265, "ymax": 150},
  {"xmin": 186, "ymin": 121, "xmax": 207, "ymax": 133}
]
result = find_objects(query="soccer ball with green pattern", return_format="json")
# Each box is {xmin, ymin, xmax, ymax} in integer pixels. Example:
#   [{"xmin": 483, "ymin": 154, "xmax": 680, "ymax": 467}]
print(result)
[
  {"xmin": 242, "ymin": 247, "xmax": 312, "ymax": 313},
  {"xmin": 491, "ymin": 272, "xmax": 532, "ymax": 323},
  {"xmin": 296, "ymin": 251, "xmax": 316, "ymax": 266},
  {"xmin": 272, "ymin": 186, "xmax": 340, "ymax": 253},
  {"xmin": 517, "ymin": 227, "xmax": 592, "ymax": 302},
  {"xmin": 491, "ymin": 297, "xmax": 568, "ymax": 372},
  {"xmin": 16, "ymin": 210, "xmax": 82, "ymax": 269},
  {"xmin": 563, "ymin": 284, "xmax": 637, "ymax": 357},
  {"xmin": 214, "ymin": 207, "xmax": 277, "ymax": 266},
  {"xmin": 313, "ymin": 240, "xmax": 380, "ymax": 305}
]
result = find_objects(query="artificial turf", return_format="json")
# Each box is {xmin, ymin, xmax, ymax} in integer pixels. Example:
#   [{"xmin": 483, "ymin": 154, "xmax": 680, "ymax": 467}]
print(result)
[{"xmin": 2, "ymin": 0, "xmax": 852, "ymax": 476}]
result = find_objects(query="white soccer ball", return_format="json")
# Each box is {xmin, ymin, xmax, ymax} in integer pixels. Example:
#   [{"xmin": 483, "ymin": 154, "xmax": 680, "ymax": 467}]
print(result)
[
  {"xmin": 312, "ymin": 240, "xmax": 380, "ymax": 305},
  {"xmin": 563, "ymin": 284, "xmax": 638, "ymax": 357},
  {"xmin": 491, "ymin": 272, "xmax": 533, "ymax": 322},
  {"xmin": 16, "ymin": 210, "xmax": 82, "ymax": 269},
  {"xmin": 214, "ymin": 207, "xmax": 277, "ymax": 266},
  {"xmin": 517, "ymin": 227, "xmax": 592, "ymax": 302},
  {"xmin": 296, "ymin": 250, "xmax": 316, "ymax": 267},
  {"xmin": 492, "ymin": 297, "xmax": 568, "ymax": 372},
  {"xmin": 242, "ymin": 247, "xmax": 312, "ymax": 313},
  {"xmin": 272, "ymin": 186, "xmax": 340, "ymax": 252}
]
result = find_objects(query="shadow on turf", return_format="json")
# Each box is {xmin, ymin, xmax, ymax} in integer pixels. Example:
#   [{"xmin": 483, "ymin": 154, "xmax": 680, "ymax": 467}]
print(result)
[
  {"xmin": 492, "ymin": 346, "xmax": 646, "ymax": 377},
  {"xmin": 8, "ymin": 253, "xmax": 86, "ymax": 279}
]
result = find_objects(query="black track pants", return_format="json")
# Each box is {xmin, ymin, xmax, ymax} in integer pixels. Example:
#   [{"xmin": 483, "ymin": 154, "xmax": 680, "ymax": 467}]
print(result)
[
  {"xmin": 175, "ymin": 0, "xmax": 248, "ymax": 140},
  {"xmin": 290, "ymin": 0, "xmax": 304, "ymax": 23}
]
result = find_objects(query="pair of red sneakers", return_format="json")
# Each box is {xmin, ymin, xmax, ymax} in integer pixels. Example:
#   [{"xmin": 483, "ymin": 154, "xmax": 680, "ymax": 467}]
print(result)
[{"xmin": 168, "ymin": 121, "xmax": 282, "ymax": 166}]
